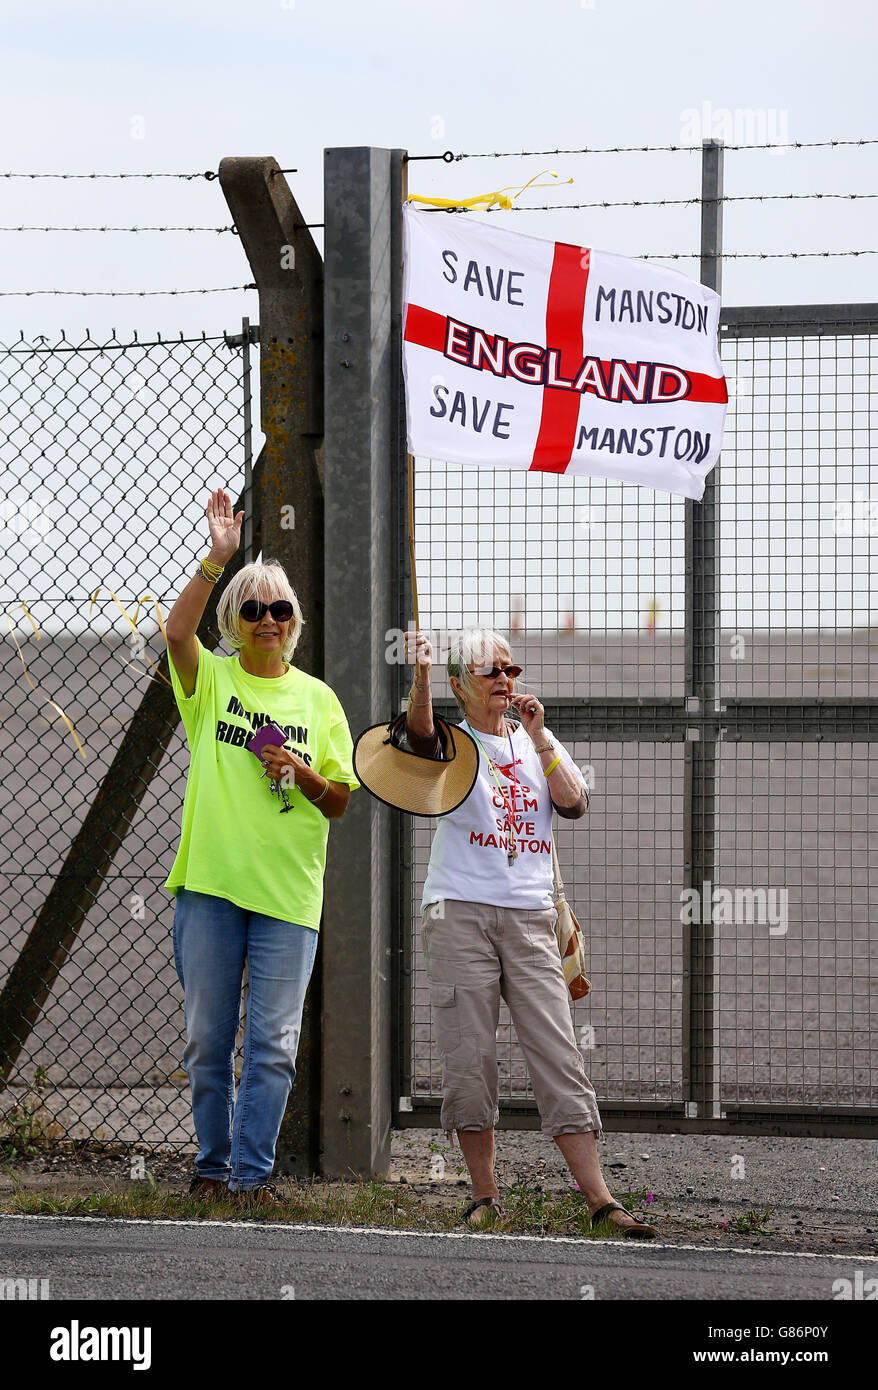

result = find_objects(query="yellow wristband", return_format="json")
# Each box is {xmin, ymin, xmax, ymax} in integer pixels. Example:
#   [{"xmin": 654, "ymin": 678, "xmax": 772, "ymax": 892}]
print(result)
[
  {"xmin": 199, "ymin": 557, "xmax": 225, "ymax": 583},
  {"xmin": 542, "ymin": 754, "xmax": 562, "ymax": 778}
]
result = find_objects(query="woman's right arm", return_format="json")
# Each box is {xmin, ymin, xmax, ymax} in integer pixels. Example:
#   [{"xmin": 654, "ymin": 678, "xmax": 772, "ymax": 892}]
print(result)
[
  {"xmin": 404, "ymin": 630, "xmax": 435, "ymax": 739},
  {"xmin": 164, "ymin": 489, "xmax": 243, "ymax": 698}
]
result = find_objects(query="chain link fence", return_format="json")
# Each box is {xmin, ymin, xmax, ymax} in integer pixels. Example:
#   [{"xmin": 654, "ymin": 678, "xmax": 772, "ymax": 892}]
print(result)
[{"xmin": 0, "ymin": 330, "xmax": 250, "ymax": 1150}]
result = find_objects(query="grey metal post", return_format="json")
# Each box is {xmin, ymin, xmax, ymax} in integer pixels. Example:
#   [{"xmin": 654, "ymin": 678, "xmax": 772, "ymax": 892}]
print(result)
[
  {"xmin": 321, "ymin": 146, "xmax": 406, "ymax": 1177},
  {"xmin": 682, "ymin": 140, "xmax": 723, "ymax": 1118},
  {"xmin": 218, "ymin": 157, "xmax": 325, "ymax": 1173}
]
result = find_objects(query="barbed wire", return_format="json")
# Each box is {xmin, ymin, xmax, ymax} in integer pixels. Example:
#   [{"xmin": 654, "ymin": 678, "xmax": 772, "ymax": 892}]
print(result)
[
  {"xmin": 0, "ymin": 284, "xmax": 256, "ymax": 297},
  {"xmin": 635, "ymin": 250, "xmax": 878, "ymax": 260},
  {"xmin": 0, "ymin": 170, "xmax": 220, "ymax": 180},
  {"xmin": 0, "ymin": 222, "xmax": 324, "ymax": 232},
  {"xmin": 497, "ymin": 192, "xmax": 878, "ymax": 212},
  {"xmin": 641, "ymin": 250, "xmax": 878, "ymax": 261},
  {"xmin": 0, "ymin": 224, "xmax": 237, "ymax": 233},
  {"xmin": 408, "ymin": 138, "xmax": 878, "ymax": 162},
  {"xmin": 1, "ymin": 168, "xmax": 297, "ymax": 179},
  {"xmin": 2, "ymin": 248, "xmax": 874, "ymax": 298},
  {"xmin": 1, "ymin": 331, "xmax": 243, "ymax": 352},
  {"xmin": 0, "ymin": 192, "xmax": 872, "ymax": 234}
]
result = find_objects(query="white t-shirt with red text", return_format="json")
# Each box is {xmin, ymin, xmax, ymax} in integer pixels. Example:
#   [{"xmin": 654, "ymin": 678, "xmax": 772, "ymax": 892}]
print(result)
[{"xmin": 420, "ymin": 720, "xmax": 588, "ymax": 912}]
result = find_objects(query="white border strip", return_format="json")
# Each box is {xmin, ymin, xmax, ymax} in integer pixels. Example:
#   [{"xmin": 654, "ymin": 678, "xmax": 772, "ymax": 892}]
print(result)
[{"xmin": 2, "ymin": 1213, "xmax": 877, "ymax": 1260}]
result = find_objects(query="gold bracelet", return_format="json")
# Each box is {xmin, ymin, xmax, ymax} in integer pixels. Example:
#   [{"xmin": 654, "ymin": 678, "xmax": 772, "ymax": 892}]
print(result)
[
  {"xmin": 311, "ymin": 777, "xmax": 330, "ymax": 804},
  {"xmin": 542, "ymin": 754, "xmax": 562, "ymax": 778}
]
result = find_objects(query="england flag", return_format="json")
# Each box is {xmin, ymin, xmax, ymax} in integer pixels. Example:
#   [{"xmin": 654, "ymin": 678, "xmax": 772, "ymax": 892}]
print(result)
[{"xmin": 402, "ymin": 204, "xmax": 728, "ymax": 501}]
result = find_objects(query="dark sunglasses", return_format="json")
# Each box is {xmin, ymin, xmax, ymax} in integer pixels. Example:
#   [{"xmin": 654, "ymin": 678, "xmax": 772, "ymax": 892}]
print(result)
[
  {"xmin": 239, "ymin": 600, "xmax": 294, "ymax": 623},
  {"xmin": 471, "ymin": 664, "xmax": 522, "ymax": 680}
]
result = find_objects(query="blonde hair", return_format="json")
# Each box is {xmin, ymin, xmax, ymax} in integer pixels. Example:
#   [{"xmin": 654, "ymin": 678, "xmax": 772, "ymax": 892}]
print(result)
[
  {"xmin": 216, "ymin": 559, "xmax": 304, "ymax": 662},
  {"xmin": 447, "ymin": 627, "xmax": 513, "ymax": 715}
]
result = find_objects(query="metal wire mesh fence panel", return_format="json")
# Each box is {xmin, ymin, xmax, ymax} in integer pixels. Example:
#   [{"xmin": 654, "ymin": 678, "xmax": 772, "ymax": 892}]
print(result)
[
  {"xmin": 0, "ymin": 331, "xmax": 248, "ymax": 1149},
  {"xmin": 716, "ymin": 742, "xmax": 874, "ymax": 1113},
  {"xmin": 399, "ymin": 308, "xmax": 878, "ymax": 1135},
  {"xmin": 400, "ymin": 461, "xmax": 690, "ymax": 1126},
  {"xmin": 409, "ymin": 740, "xmax": 685, "ymax": 1109},
  {"xmin": 718, "ymin": 318, "xmax": 878, "ymax": 698},
  {"xmin": 712, "ymin": 311, "xmax": 878, "ymax": 1124}
]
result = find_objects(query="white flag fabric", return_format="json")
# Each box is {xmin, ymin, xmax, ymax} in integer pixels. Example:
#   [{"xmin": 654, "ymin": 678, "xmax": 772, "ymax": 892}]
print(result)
[{"xmin": 402, "ymin": 204, "xmax": 728, "ymax": 501}]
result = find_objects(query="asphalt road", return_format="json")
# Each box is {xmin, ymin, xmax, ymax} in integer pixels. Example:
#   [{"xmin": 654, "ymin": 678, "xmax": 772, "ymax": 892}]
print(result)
[{"xmin": 2, "ymin": 1215, "xmax": 876, "ymax": 1301}]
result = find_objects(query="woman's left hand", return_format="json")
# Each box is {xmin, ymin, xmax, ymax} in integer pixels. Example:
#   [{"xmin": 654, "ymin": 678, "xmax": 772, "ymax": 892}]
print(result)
[{"xmin": 510, "ymin": 692, "xmax": 546, "ymax": 741}]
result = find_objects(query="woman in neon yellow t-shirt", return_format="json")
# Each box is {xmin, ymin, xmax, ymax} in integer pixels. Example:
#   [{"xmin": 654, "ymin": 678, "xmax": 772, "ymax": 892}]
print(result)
[{"xmin": 164, "ymin": 488, "xmax": 359, "ymax": 1205}]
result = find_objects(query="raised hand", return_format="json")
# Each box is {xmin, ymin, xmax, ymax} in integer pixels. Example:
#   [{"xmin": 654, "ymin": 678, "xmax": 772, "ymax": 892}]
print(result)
[
  {"xmin": 405, "ymin": 630, "xmax": 433, "ymax": 682},
  {"xmin": 207, "ymin": 488, "xmax": 244, "ymax": 561}
]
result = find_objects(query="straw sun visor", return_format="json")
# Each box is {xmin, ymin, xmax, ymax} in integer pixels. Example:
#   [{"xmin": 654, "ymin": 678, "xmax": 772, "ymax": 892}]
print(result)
[{"xmin": 353, "ymin": 713, "xmax": 479, "ymax": 817}]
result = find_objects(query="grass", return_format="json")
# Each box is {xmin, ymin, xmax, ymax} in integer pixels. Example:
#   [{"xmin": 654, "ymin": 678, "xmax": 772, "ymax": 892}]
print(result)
[
  {"xmin": 0, "ymin": 1067, "xmax": 59, "ymax": 1160},
  {"xmin": 0, "ymin": 1173, "xmax": 668, "ymax": 1238},
  {"xmin": 726, "ymin": 1205, "xmax": 776, "ymax": 1235}
]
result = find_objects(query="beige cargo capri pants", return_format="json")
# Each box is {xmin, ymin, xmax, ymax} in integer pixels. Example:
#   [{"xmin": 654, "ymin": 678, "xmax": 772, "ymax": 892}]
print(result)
[{"xmin": 422, "ymin": 897, "xmax": 603, "ymax": 1138}]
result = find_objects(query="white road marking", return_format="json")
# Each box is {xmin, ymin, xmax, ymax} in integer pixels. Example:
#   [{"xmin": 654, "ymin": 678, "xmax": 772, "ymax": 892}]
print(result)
[{"xmin": 1, "ymin": 1212, "xmax": 876, "ymax": 1259}]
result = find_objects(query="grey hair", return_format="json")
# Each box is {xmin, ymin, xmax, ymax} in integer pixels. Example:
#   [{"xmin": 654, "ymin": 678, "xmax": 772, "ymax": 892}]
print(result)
[
  {"xmin": 446, "ymin": 627, "xmax": 513, "ymax": 715},
  {"xmin": 216, "ymin": 559, "xmax": 304, "ymax": 662}
]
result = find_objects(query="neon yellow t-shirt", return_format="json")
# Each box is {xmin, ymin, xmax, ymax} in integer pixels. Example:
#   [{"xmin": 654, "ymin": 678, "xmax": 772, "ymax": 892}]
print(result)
[{"xmin": 163, "ymin": 638, "xmax": 359, "ymax": 930}]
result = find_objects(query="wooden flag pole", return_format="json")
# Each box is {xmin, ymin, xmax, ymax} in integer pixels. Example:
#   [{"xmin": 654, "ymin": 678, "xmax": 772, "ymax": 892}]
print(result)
[{"xmin": 407, "ymin": 451, "xmax": 420, "ymax": 633}]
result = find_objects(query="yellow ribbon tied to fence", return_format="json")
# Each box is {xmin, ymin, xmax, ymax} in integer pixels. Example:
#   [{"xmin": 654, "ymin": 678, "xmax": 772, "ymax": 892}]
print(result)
[
  {"xmin": 4, "ymin": 601, "xmax": 87, "ymax": 759},
  {"xmin": 407, "ymin": 169, "xmax": 572, "ymax": 212},
  {"xmin": 88, "ymin": 587, "xmax": 172, "ymax": 690},
  {"xmin": 2, "ymin": 589, "xmax": 175, "ymax": 761}
]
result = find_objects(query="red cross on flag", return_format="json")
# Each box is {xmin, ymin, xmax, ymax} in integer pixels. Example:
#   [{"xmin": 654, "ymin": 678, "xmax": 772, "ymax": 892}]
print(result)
[{"xmin": 402, "ymin": 204, "xmax": 728, "ymax": 501}]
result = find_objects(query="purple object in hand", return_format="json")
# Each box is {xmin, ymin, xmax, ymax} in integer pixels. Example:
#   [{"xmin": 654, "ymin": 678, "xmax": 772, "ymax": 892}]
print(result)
[{"xmin": 244, "ymin": 720, "xmax": 288, "ymax": 761}]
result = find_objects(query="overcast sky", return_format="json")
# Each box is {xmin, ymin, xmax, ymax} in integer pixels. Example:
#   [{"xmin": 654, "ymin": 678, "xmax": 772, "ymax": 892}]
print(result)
[
  {"xmin": 1, "ymin": 0, "xmax": 876, "ymax": 644},
  {"xmin": 1, "ymin": 0, "xmax": 876, "ymax": 341}
]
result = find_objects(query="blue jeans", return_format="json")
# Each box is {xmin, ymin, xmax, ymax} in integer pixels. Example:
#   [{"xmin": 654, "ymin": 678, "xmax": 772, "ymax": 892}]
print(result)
[{"xmin": 172, "ymin": 887, "xmax": 319, "ymax": 1191}]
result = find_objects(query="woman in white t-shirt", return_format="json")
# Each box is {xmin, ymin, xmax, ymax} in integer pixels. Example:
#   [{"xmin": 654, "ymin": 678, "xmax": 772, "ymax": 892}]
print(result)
[{"xmin": 405, "ymin": 626, "xmax": 656, "ymax": 1237}]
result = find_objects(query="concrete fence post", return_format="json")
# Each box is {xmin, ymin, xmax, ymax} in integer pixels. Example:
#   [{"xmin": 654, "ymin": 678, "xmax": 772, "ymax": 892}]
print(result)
[{"xmin": 320, "ymin": 146, "xmax": 407, "ymax": 1177}]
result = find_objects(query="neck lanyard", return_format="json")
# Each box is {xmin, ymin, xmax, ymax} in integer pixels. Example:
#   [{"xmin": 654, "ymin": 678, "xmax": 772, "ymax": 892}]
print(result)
[{"xmin": 465, "ymin": 720, "xmax": 519, "ymax": 866}]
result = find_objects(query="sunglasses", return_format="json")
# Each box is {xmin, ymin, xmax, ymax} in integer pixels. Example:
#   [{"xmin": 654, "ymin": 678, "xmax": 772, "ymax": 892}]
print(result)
[
  {"xmin": 471, "ymin": 664, "xmax": 522, "ymax": 680},
  {"xmin": 239, "ymin": 600, "xmax": 294, "ymax": 624}
]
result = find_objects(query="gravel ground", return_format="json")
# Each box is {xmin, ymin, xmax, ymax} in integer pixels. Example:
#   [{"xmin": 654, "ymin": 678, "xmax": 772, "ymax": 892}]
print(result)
[{"xmin": 2, "ymin": 1129, "xmax": 875, "ymax": 1256}]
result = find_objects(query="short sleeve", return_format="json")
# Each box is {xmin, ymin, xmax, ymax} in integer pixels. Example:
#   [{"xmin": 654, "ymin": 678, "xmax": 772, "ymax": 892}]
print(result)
[
  {"xmin": 401, "ymin": 718, "xmax": 444, "ymax": 761},
  {"xmin": 318, "ymin": 688, "xmax": 360, "ymax": 790},
  {"xmin": 544, "ymin": 727, "xmax": 589, "ymax": 806},
  {"xmin": 167, "ymin": 636, "xmax": 216, "ymax": 747}
]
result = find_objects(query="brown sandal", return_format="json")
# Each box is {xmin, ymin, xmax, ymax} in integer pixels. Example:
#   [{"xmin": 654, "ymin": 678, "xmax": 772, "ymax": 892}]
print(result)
[
  {"xmin": 590, "ymin": 1200, "xmax": 657, "ymax": 1239},
  {"xmin": 462, "ymin": 1196, "xmax": 508, "ymax": 1228}
]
